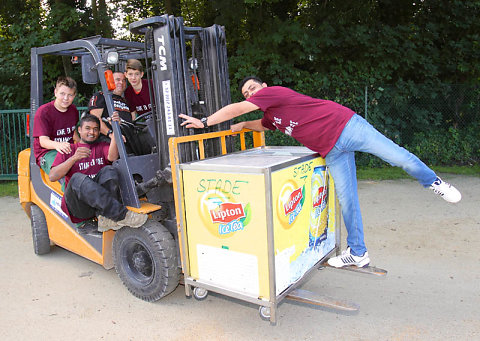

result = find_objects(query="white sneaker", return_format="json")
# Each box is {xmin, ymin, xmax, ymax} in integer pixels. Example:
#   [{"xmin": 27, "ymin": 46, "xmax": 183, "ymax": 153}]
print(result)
[
  {"xmin": 429, "ymin": 177, "xmax": 461, "ymax": 203},
  {"xmin": 327, "ymin": 247, "xmax": 370, "ymax": 268}
]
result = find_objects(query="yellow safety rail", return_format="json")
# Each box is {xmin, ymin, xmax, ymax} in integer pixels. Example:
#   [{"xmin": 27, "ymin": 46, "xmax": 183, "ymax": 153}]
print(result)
[{"xmin": 168, "ymin": 128, "xmax": 265, "ymax": 268}]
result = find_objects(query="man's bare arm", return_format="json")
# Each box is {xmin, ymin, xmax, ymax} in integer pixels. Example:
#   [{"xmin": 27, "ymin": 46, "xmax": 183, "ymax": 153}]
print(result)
[
  {"xmin": 107, "ymin": 112, "xmax": 121, "ymax": 162},
  {"xmin": 179, "ymin": 101, "xmax": 259, "ymax": 129},
  {"xmin": 231, "ymin": 119, "xmax": 267, "ymax": 132},
  {"xmin": 39, "ymin": 136, "xmax": 72, "ymax": 154},
  {"xmin": 107, "ymin": 132, "xmax": 119, "ymax": 162}
]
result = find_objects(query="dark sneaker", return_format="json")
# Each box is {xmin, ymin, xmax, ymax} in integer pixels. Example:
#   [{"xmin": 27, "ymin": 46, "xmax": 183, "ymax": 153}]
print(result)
[
  {"xmin": 429, "ymin": 177, "xmax": 461, "ymax": 203},
  {"xmin": 116, "ymin": 210, "xmax": 148, "ymax": 228},
  {"xmin": 327, "ymin": 247, "xmax": 370, "ymax": 268}
]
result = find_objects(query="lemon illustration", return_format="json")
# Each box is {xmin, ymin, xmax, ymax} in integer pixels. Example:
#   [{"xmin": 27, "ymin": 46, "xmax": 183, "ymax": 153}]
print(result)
[
  {"xmin": 197, "ymin": 189, "xmax": 247, "ymax": 238},
  {"xmin": 276, "ymin": 180, "xmax": 303, "ymax": 230}
]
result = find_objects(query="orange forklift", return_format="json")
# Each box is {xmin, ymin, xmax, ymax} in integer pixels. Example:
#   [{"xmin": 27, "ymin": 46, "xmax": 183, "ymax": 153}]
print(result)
[{"xmin": 18, "ymin": 15, "xmax": 240, "ymax": 301}]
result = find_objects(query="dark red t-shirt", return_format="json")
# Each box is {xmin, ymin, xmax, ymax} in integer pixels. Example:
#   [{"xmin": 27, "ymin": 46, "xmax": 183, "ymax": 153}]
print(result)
[
  {"xmin": 247, "ymin": 86, "xmax": 354, "ymax": 157},
  {"xmin": 51, "ymin": 141, "xmax": 111, "ymax": 222},
  {"xmin": 32, "ymin": 101, "xmax": 79, "ymax": 164},
  {"xmin": 124, "ymin": 79, "xmax": 152, "ymax": 116}
]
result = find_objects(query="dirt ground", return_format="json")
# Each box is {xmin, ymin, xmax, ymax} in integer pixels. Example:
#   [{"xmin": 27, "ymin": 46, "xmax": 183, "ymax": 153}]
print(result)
[{"xmin": 1, "ymin": 175, "xmax": 479, "ymax": 340}]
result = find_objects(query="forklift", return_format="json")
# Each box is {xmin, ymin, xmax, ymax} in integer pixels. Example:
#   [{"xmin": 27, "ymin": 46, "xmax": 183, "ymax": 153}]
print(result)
[{"xmin": 18, "ymin": 15, "xmax": 250, "ymax": 302}]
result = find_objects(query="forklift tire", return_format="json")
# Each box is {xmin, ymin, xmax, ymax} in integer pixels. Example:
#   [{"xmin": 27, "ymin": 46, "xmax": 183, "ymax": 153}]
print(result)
[
  {"xmin": 113, "ymin": 220, "xmax": 180, "ymax": 302},
  {"xmin": 30, "ymin": 204, "xmax": 51, "ymax": 255}
]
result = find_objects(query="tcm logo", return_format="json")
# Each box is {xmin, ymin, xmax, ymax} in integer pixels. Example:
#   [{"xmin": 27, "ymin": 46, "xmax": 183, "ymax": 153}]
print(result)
[
  {"xmin": 157, "ymin": 35, "xmax": 168, "ymax": 71},
  {"xmin": 284, "ymin": 187, "xmax": 303, "ymax": 215},
  {"xmin": 210, "ymin": 202, "xmax": 245, "ymax": 224},
  {"xmin": 313, "ymin": 186, "xmax": 326, "ymax": 208}
]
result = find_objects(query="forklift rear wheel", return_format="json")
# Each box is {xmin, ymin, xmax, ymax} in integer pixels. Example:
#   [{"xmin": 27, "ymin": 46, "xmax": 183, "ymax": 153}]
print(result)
[
  {"xmin": 193, "ymin": 287, "xmax": 208, "ymax": 300},
  {"xmin": 113, "ymin": 220, "xmax": 180, "ymax": 302},
  {"xmin": 259, "ymin": 306, "xmax": 271, "ymax": 321},
  {"xmin": 30, "ymin": 204, "xmax": 51, "ymax": 255}
]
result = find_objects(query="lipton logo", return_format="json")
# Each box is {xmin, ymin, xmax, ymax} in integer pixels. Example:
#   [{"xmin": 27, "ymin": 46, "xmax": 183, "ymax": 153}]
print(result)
[
  {"xmin": 210, "ymin": 202, "xmax": 245, "ymax": 224},
  {"xmin": 313, "ymin": 186, "xmax": 326, "ymax": 208},
  {"xmin": 284, "ymin": 187, "xmax": 303, "ymax": 215}
]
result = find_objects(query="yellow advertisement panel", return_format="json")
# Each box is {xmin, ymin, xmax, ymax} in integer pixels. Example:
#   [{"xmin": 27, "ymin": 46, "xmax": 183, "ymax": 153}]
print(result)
[
  {"xmin": 182, "ymin": 170, "xmax": 271, "ymax": 300},
  {"xmin": 272, "ymin": 157, "xmax": 336, "ymax": 295}
]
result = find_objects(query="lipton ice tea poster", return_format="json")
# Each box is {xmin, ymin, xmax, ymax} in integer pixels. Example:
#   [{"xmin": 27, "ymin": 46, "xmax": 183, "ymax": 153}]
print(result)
[
  {"xmin": 182, "ymin": 170, "xmax": 270, "ymax": 299},
  {"xmin": 272, "ymin": 157, "xmax": 336, "ymax": 295}
]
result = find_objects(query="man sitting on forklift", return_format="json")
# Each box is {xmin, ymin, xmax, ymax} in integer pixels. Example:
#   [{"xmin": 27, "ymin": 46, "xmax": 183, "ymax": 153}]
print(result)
[
  {"xmin": 88, "ymin": 71, "xmax": 134, "ymax": 141},
  {"xmin": 124, "ymin": 59, "xmax": 152, "ymax": 118},
  {"xmin": 88, "ymin": 71, "xmax": 154, "ymax": 155},
  {"xmin": 33, "ymin": 76, "xmax": 79, "ymax": 174},
  {"xmin": 49, "ymin": 113, "xmax": 147, "ymax": 231}
]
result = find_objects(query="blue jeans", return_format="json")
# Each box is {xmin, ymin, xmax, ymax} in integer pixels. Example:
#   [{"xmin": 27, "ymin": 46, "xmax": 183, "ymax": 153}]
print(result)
[{"xmin": 325, "ymin": 114, "xmax": 437, "ymax": 256}]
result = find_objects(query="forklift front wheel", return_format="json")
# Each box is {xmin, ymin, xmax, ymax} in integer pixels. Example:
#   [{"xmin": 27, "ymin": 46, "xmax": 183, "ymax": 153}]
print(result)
[
  {"xmin": 259, "ymin": 306, "xmax": 271, "ymax": 321},
  {"xmin": 193, "ymin": 287, "xmax": 208, "ymax": 300},
  {"xmin": 30, "ymin": 204, "xmax": 51, "ymax": 255},
  {"xmin": 113, "ymin": 220, "xmax": 180, "ymax": 302}
]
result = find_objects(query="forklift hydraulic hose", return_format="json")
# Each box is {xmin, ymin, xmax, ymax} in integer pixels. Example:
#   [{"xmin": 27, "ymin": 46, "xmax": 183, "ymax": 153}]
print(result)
[{"xmin": 136, "ymin": 168, "xmax": 172, "ymax": 196}]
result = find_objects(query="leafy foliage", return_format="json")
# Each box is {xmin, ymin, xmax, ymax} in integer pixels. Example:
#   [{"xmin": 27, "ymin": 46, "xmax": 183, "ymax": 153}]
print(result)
[
  {"xmin": 0, "ymin": 0, "xmax": 115, "ymax": 109},
  {"xmin": 0, "ymin": 0, "xmax": 479, "ymax": 167}
]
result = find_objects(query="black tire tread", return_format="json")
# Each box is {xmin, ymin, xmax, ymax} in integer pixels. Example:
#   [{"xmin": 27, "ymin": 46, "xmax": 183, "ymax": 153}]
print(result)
[
  {"xmin": 113, "ymin": 220, "xmax": 180, "ymax": 302},
  {"xmin": 30, "ymin": 204, "xmax": 51, "ymax": 255}
]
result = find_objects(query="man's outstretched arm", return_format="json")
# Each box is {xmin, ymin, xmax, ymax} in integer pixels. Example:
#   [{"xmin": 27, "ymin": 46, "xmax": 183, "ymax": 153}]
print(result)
[
  {"xmin": 179, "ymin": 101, "xmax": 259, "ymax": 129},
  {"xmin": 230, "ymin": 119, "xmax": 267, "ymax": 132}
]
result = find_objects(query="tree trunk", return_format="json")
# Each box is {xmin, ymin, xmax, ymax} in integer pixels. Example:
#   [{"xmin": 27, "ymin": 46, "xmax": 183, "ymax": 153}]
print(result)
[
  {"xmin": 165, "ymin": 0, "xmax": 180, "ymax": 16},
  {"xmin": 92, "ymin": 0, "xmax": 99, "ymax": 34},
  {"xmin": 91, "ymin": 0, "xmax": 112, "ymax": 37},
  {"xmin": 98, "ymin": 0, "xmax": 112, "ymax": 38}
]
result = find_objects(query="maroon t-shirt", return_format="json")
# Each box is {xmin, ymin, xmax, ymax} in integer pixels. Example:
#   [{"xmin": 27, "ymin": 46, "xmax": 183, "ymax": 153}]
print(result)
[
  {"xmin": 247, "ymin": 86, "xmax": 355, "ymax": 157},
  {"xmin": 51, "ymin": 141, "xmax": 111, "ymax": 222},
  {"xmin": 33, "ymin": 101, "xmax": 79, "ymax": 164},
  {"xmin": 124, "ymin": 79, "xmax": 152, "ymax": 116}
]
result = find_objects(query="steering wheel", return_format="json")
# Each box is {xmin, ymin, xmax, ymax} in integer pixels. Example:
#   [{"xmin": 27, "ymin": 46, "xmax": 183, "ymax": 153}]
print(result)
[{"xmin": 133, "ymin": 111, "xmax": 153, "ymax": 123}]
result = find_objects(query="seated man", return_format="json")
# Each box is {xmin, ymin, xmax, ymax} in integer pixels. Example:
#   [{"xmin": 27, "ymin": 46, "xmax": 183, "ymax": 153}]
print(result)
[
  {"xmin": 88, "ymin": 71, "xmax": 133, "ymax": 140},
  {"xmin": 49, "ymin": 113, "xmax": 147, "ymax": 232},
  {"xmin": 89, "ymin": 70, "xmax": 154, "ymax": 155},
  {"xmin": 33, "ymin": 76, "xmax": 79, "ymax": 174}
]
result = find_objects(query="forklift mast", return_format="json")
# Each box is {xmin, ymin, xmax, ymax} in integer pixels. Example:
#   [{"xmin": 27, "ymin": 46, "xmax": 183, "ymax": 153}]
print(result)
[{"xmin": 129, "ymin": 16, "xmax": 233, "ymax": 170}]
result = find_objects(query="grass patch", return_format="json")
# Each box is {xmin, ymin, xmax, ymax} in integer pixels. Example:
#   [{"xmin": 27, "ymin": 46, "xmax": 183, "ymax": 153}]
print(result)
[
  {"xmin": 357, "ymin": 167, "xmax": 408, "ymax": 181},
  {"xmin": 431, "ymin": 165, "xmax": 480, "ymax": 176},
  {"xmin": 0, "ymin": 165, "xmax": 478, "ymax": 197},
  {"xmin": 0, "ymin": 181, "xmax": 18, "ymax": 197},
  {"xmin": 356, "ymin": 165, "xmax": 480, "ymax": 181}
]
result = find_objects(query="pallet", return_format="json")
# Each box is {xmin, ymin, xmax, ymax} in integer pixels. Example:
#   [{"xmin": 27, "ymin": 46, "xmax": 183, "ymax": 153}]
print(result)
[{"xmin": 321, "ymin": 263, "xmax": 387, "ymax": 277}]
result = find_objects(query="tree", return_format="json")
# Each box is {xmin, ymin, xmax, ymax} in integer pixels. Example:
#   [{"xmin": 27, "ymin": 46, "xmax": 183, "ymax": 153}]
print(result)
[
  {"xmin": 1, "ymin": 0, "xmax": 479, "ymax": 110},
  {"xmin": 92, "ymin": 0, "xmax": 113, "ymax": 37},
  {"xmin": 0, "ymin": 0, "xmax": 112, "ymax": 108},
  {"xmin": 0, "ymin": 0, "xmax": 44, "ymax": 109}
]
